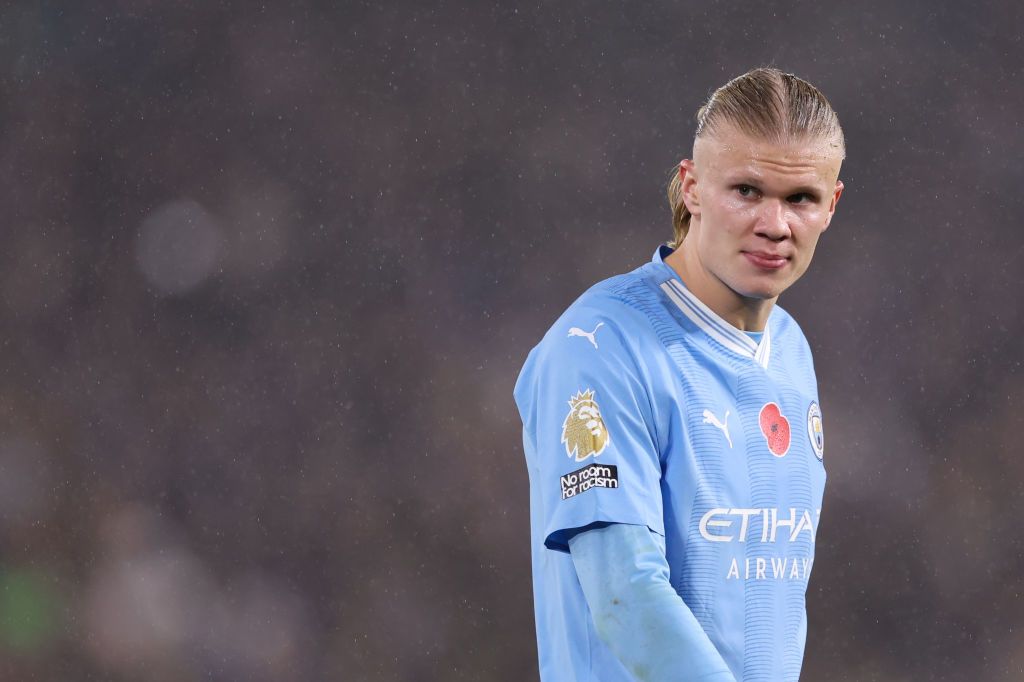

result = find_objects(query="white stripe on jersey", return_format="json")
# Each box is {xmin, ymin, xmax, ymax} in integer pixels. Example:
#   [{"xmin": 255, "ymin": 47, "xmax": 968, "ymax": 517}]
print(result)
[{"xmin": 659, "ymin": 278, "xmax": 772, "ymax": 370}]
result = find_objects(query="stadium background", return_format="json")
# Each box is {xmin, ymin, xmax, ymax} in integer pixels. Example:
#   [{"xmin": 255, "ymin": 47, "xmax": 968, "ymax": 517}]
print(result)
[{"xmin": 1, "ymin": 1, "xmax": 1021, "ymax": 680}]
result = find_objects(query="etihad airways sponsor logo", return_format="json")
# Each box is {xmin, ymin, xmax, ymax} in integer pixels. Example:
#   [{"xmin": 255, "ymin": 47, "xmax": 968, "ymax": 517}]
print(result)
[
  {"xmin": 698, "ymin": 507, "xmax": 821, "ymax": 544},
  {"xmin": 726, "ymin": 556, "xmax": 813, "ymax": 581}
]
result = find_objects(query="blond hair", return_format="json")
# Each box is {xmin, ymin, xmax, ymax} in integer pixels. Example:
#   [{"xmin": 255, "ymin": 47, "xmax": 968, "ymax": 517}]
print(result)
[{"xmin": 667, "ymin": 68, "xmax": 845, "ymax": 247}]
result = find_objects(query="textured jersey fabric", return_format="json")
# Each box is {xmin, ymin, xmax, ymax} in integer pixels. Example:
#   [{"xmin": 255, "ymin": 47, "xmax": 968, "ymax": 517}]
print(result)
[
  {"xmin": 513, "ymin": 245, "xmax": 827, "ymax": 681},
  {"xmin": 569, "ymin": 523, "xmax": 735, "ymax": 681}
]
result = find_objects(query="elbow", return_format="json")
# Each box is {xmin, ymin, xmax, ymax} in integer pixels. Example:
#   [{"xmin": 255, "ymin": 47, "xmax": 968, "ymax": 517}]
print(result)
[{"xmin": 590, "ymin": 596, "xmax": 628, "ymax": 646}]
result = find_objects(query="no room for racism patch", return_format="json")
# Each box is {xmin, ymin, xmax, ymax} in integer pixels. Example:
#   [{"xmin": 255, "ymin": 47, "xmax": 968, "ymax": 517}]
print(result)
[{"xmin": 560, "ymin": 463, "xmax": 619, "ymax": 500}]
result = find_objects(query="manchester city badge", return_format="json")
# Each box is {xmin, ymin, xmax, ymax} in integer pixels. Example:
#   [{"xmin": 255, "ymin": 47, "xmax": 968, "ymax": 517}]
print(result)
[{"xmin": 807, "ymin": 401, "xmax": 824, "ymax": 461}]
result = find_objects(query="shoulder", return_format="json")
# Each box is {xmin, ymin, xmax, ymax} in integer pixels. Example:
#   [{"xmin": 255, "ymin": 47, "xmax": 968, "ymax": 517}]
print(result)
[
  {"xmin": 514, "ymin": 269, "xmax": 662, "ymax": 415},
  {"xmin": 769, "ymin": 303, "xmax": 816, "ymax": 365},
  {"xmin": 768, "ymin": 303, "xmax": 804, "ymax": 339},
  {"xmin": 538, "ymin": 270, "xmax": 661, "ymax": 364}
]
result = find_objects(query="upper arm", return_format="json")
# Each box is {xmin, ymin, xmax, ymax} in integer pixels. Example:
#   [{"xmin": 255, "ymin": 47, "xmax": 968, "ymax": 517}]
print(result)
[{"xmin": 515, "ymin": 302, "xmax": 665, "ymax": 552}]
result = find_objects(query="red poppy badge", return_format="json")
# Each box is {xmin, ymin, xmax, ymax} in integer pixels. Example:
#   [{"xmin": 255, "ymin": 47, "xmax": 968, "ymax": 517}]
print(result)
[{"xmin": 759, "ymin": 402, "xmax": 791, "ymax": 457}]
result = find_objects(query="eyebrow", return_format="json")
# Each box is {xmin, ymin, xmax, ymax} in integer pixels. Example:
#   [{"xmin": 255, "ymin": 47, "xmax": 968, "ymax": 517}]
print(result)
[
  {"xmin": 730, "ymin": 178, "xmax": 823, "ymax": 197},
  {"xmin": 784, "ymin": 186, "xmax": 822, "ymax": 197}
]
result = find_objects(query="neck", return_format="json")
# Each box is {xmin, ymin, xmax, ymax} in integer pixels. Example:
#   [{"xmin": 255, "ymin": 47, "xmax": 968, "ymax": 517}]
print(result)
[{"xmin": 663, "ymin": 242, "xmax": 776, "ymax": 332}]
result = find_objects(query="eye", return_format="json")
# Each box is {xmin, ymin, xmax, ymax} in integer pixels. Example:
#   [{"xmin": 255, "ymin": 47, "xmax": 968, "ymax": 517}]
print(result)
[
  {"xmin": 787, "ymin": 192, "xmax": 818, "ymax": 204},
  {"xmin": 735, "ymin": 184, "xmax": 758, "ymax": 198}
]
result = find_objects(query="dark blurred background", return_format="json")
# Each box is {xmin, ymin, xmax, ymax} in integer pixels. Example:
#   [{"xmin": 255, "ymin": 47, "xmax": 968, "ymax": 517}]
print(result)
[{"xmin": 0, "ymin": 1, "xmax": 1021, "ymax": 680}]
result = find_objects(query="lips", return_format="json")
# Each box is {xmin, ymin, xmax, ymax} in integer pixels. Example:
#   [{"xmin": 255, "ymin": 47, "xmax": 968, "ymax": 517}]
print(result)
[{"xmin": 743, "ymin": 251, "xmax": 789, "ymax": 270}]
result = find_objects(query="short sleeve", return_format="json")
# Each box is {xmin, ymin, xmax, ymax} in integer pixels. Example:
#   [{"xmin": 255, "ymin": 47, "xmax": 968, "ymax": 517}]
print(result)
[{"xmin": 515, "ymin": 302, "xmax": 665, "ymax": 552}]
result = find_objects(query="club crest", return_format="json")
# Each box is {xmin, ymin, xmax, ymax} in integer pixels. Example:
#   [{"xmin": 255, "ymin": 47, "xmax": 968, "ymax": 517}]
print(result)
[
  {"xmin": 561, "ymin": 389, "xmax": 610, "ymax": 462},
  {"xmin": 807, "ymin": 401, "xmax": 824, "ymax": 461}
]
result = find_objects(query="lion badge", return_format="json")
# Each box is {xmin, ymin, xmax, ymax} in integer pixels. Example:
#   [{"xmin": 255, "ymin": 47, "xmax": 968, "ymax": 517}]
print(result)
[{"xmin": 561, "ymin": 389, "xmax": 610, "ymax": 462}]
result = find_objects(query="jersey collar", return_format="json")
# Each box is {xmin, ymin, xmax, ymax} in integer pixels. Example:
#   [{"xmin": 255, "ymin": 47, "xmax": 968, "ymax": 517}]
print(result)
[{"xmin": 652, "ymin": 246, "xmax": 772, "ymax": 369}]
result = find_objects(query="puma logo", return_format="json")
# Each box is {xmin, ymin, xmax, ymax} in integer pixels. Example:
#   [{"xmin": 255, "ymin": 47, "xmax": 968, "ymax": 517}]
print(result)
[
  {"xmin": 702, "ymin": 409, "xmax": 733, "ymax": 449},
  {"xmin": 567, "ymin": 322, "xmax": 605, "ymax": 349}
]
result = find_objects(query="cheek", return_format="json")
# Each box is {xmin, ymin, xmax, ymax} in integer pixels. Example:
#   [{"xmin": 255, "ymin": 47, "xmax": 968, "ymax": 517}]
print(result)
[
  {"xmin": 706, "ymin": 200, "xmax": 755, "ymax": 235},
  {"xmin": 791, "ymin": 232, "xmax": 823, "ymax": 271},
  {"xmin": 799, "ymin": 205, "xmax": 832, "ymax": 229},
  {"xmin": 717, "ymin": 194, "xmax": 755, "ymax": 218},
  {"xmin": 791, "ymin": 210, "xmax": 829, "ymax": 243}
]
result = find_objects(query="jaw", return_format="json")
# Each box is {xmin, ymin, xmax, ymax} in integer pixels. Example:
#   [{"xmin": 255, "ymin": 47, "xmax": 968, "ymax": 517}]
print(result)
[
  {"xmin": 727, "ymin": 265, "xmax": 793, "ymax": 301},
  {"xmin": 667, "ymin": 243, "xmax": 781, "ymax": 329}
]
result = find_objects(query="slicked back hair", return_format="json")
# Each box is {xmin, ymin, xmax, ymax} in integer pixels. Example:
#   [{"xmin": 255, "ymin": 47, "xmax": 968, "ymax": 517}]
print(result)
[{"xmin": 667, "ymin": 68, "xmax": 845, "ymax": 247}]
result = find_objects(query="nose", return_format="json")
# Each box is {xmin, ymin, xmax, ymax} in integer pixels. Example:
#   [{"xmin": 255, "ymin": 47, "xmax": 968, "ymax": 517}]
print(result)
[{"xmin": 755, "ymin": 200, "xmax": 791, "ymax": 241}]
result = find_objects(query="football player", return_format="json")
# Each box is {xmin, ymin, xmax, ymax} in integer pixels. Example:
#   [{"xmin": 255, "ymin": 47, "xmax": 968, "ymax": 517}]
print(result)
[{"xmin": 514, "ymin": 67, "xmax": 845, "ymax": 681}]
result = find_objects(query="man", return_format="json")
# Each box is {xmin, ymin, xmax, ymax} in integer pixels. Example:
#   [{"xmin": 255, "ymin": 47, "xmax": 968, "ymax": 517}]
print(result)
[{"xmin": 513, "ymin": 68, "xmax": 845, "ymax": 681}]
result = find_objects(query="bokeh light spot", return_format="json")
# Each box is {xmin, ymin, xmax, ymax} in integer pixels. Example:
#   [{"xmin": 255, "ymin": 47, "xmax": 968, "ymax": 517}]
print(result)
[{"xmin": 0, "ymin": 569, "xmax": 55, "ymax": 652}]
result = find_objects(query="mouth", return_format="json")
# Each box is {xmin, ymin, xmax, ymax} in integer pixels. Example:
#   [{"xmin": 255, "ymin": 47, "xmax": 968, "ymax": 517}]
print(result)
[{"xmin": 742, "ymin": 251, "xmax": 790, "ymax": 271}]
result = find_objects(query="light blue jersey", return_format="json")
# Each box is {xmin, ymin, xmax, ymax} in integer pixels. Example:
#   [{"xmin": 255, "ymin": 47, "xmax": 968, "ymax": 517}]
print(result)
[{"xmin": 514, "ymin": 246, "xmax": 827, "ymax": 681}]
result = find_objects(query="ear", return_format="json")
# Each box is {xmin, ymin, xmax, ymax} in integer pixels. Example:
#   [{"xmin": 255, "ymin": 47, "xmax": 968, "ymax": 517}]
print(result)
[
  {"xmin": 821, "ymin": 179, "xmax": 844, "ymax": 231},
  {"xmin": 679, "ymin": 159, "xmax": 700, "ymax": 216}
]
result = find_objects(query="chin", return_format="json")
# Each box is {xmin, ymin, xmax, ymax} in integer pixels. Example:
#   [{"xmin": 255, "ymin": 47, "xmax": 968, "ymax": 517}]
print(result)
[
  {"xmin": 741, "ymin": 290, "xmax": 780, "ymax": 302},
  {"xmin": 731, "ymin": 279, "xmax": 786, "ymax": 301}
]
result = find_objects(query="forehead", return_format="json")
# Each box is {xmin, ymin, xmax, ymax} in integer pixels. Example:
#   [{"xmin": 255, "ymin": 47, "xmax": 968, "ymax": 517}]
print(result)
[{"xmin": 695, "ymin": 126, "xmax": 842, "ymax": 187}]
